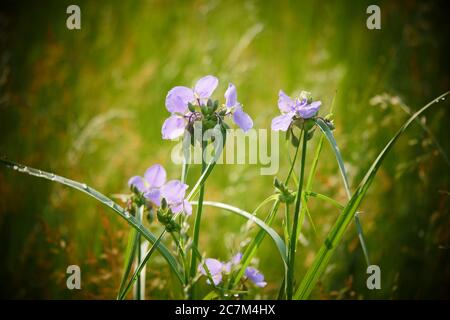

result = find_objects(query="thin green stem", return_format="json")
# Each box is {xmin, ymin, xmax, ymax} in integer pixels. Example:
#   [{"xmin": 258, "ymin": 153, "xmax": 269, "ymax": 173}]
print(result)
[
  {"xmin": 287, "ymin": 129, "xmax": 307, "ymax": 300},
  {"xmin": 189, "ymin": 141, "xmax": 207, "ymax": 298}
]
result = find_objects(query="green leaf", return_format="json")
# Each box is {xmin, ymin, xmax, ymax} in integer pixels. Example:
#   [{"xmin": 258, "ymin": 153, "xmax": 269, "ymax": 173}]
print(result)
[
  {"xmin": 294, "ymin": 91, "xmax": 449, "ymax": 300},
  {"xmin": 0, "ymin": 158, "xmax": 184, "ymax": 285}
]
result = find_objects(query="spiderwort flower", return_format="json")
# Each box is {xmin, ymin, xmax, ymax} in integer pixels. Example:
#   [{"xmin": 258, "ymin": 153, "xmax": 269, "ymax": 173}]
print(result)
[
  {"xmin": 128, "ymin": 164, "xmax": 192, "ymax": 215},
  {"xmin": 162, "ymin": 76, "xmax": 253, "ymax": 140},
  {"xmin": 271, "ymin": 90, "xmax": 321, "ymax": 131},
  {"xmin": 224, "ymin": 83, "xmax": 253, "ymax": 132},
  {"xmin": 162, "ymin": 75, "xmax": 219, "ymax": 140}
]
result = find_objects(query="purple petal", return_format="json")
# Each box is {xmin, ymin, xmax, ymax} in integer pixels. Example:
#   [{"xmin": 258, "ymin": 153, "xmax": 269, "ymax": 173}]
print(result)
[
  {"xmin": 144, "ymin": 164, "xmax": 166, "ymax": 188},
  {"xmin": 233, "ymin": 107, "xmax": 253, "ymax": 132},
  {"xmin": 127, "ymin": 176, "xmax": 146, "ymax": 193},
  {"xmin": 169, "ymin": 199, "xmax": 191, "ymax": 215},
  {"xmin": 271, "ymin": 112, "xmax": 294, "ymax": 131},
  {"xmin": 161, "ymin": 180, "xmax": 188, "ymax": 204},
  {"xmin": 245, "ymin": 267, "xmax": 267, "ymax": 287},
  {"xmin": 162, "ymin": 115, "xmax": 186, "ymax": 140},
  {"xmin": 199, "ymin": 258, "xmax": 223, "ymax": 276},
  {"xmin": 144, "ymin": 188, "xmax": 161, "ymax": 206},
  {"xmin": 223, "ymin": 262, "xmax": 232, "ymax": 274},
  {"xmin": 165, "ymin": 86, "xmax": 194, "ymax": 113},
  {"xmin": 231, "ymin": 252, "xmax": 243, "ymax": 265},
  {"xmin": 297, "ymin": 100, "xmax": 321, "ymax": 119},
  {"xmin": 194, "ymin": 75, "xmax": 218, "ymax": 99},
  {"xmin": 208, "ymin": 273, "xmax": 222, "ymax": 286},
  {"xmin": 225, "ymin": 83, "xmax": 237, "ymax": 108},
  {"xmin": 182, "ymin": 199, "xmax": 192, "ymax": 216},
  {"xmin": 278, "ymin": 90, "xmax": 295, "ymax": 113}
]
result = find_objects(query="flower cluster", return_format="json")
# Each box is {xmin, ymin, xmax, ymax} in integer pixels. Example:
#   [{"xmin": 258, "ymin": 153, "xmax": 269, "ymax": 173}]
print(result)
[
  {"xmin": 162, "ymin": 75, "xmax": 253, "ymax": 140},
  {"xmin": 128, "ymin": 164, "xmax": 192, "ymax": 216},
  {"xmin": 198, "ymin": 253, "xmax": 267, "ymax": 288}
]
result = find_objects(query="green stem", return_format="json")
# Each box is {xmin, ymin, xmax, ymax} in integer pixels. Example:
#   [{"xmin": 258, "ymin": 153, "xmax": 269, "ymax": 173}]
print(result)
[
  {"xmin": 287, "ymin": 129, "xmax": 307, "ymax": 300},
  {"xmin": 189, "ymin": 141, "xmax": 207, "ymax": 298}
]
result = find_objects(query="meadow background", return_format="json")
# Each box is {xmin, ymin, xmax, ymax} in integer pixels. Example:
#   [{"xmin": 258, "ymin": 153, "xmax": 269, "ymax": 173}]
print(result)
[{"xmin": 0, "ymin": 0, "xmax": 449, "ymax": 299}]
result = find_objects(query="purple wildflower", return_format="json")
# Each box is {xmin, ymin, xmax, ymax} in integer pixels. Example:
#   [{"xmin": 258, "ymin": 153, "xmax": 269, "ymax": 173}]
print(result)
[
  {"xmin": 244, "ymin": 267, "xmax": 267, "ymax": 288},
  {"xmin": 198, "ymin": 253, "xmax": 266, "ymax": 288},
  {"xmin": 198, "ymin": 258, "xmax": 225, "ymax": 286},
  {"xmin": 162, "ymin": 76, "xmax": 253, "ymax": 139},
  {"xmin": 224, "ymin": 83, "xmax": 253, "ymax": 132},
  {"xmin": 128, "ymin": 164, "xmax": 192, "ymax": 215},
  {"xmin": 271, "ymin": 90, "xmax": 321, "ymax": 131}
]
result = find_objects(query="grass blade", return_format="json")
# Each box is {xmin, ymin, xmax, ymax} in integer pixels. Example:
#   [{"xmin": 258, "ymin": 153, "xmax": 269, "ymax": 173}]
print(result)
[
  {"xmin": 314, "ymin": 117, "xmax": 371, "ymax": 266},
  {"xmin": 0, "ymin": 158, "xmax": 184, "ymax": 285},
  {"xmin": 294, "ymin": 91, "xmax": 449, "ymax": 299},
  {"xmin": 198, "ymin": 201, "xmax": 287, "ymax": 266}
]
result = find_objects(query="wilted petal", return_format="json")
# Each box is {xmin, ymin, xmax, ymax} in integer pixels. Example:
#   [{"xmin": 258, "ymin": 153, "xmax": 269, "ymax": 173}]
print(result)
[
  {"xmin": 278, "ymin": 90, "xmax": 295, "ymax": 113},
  {"xmin": 225, "ymin": 83, "xmax": 237, "ymax": 108},
  {"xmin": 144, "ymin": 188, "xmax": 161, "ymax": 206},
  {"xmin": 297, "ymin": 100, "xmax": 321, "ymax": 119},
  {"xmin": 271, "ymin": 112, "xmax": 294, "ymax": 131},
  {"xmin": 144, "ymin": 164, "xmax": 166, "ymax": 188},
  {"xmin": 245, "ymin": 267, "xmax": 267, "ymax": 287},
  {"xmin": 233, "ymin": 107, "xmax": 253, "ymax": 132},
  {"xmin": 194, "ymin": 75, "xmax": 218, "ymax": 99},
  {"xmin": 128, "ymin": 176, "xmax": 146, "ymax": 193},
  {"xmin": 162, "ymin": 115, "xmax": 186, "ymax": 140},
  {"xmin": 165, "ymin": 86, "xmax": 194, "ymax": 113},
  {"xmin": 161, "ymin": 180, "xmax": 188, "ymax": 204}
]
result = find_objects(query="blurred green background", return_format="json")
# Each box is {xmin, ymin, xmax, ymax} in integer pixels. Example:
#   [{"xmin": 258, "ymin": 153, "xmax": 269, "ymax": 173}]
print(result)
[{"xmin": 0, "ymin": 0, "xmax": 449, "ymax": 299}]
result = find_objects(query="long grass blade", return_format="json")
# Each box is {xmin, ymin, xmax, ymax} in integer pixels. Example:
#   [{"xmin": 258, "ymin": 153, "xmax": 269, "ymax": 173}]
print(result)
[
  {"xmin": 198, "ymin": 201, "xmax": 287, "ymax": 266},
  {"xmin": 314, "ymin": 117, "xmax": 371, "ymax": 266},
  {"xmin": 294, "ymin": 91, "xmax": 449, "ymax": 299}
]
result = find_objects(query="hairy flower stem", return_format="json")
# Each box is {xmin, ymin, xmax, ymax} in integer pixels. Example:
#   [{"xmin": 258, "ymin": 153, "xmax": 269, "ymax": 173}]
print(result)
[
  {"xmin": 189, "ymin": 141, "xmax": 207, "ymax": 298},
  {"xmin": 287, "ymin": 129, "xmax": 307, "ymax": 300}
]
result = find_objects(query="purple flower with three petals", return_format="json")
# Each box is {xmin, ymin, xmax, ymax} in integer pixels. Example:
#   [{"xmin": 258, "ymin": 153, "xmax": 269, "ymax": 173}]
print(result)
[
  {"xmin": 128, "ymin": 164, "xmax": 192, "ymax": 215},
  {"xmin": 162, "ymin": 75, "xmax": 254, "ymax": 140},
  {"xmin": 271, "ymin": 90, "xmax": 321, "ymax": 131},
  {"xmin": 224, "ymin": 83, "xmax": 253, "ymax": 132}
]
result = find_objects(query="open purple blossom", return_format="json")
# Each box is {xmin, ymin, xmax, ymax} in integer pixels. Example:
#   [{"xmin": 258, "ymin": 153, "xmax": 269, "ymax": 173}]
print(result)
[
  {"xmin": 128, "ymin": 164, "xmax": 192, "ymax": 215},
  {"xmin": 271, "ymin": 90, "xmax": 321, "ymax": 131},
  {"xmin": 198, "ymin": 253, "xmax": 266, "ymax": 288},
  {"xmin": 224, "ymin": 83, "xmax": 253, "ymax": 132},
  {"xmin": 162, "ymin": 75, "xmax": 219, "ymax": 140},
  {"xmin": 162, "ymin": 76, "xmax": 254, "ymax": 140}
]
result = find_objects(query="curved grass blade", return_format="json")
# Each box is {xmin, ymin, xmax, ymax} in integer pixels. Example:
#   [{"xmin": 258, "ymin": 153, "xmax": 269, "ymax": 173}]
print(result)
[
  {"xmin": 230, "ymin": 198, "xmax": 281, "ymax": 287},
  {"xmin": 0, "ymin": 158, "xmax": 184, "ymax": 285},
  {"xmin": 294, "ymin": 91, "xmax": 449, "ymax": 300},
  {"xmin": 116, "ymin": 227, "xmax": 139, "ymax": 299},
  {"xmin": 198, "ymin": 201, "xmax": 287, "ymax": 266},
  {"xmin": 314, "ymin": 117, "xmax": 371, "ymax": 266}
]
